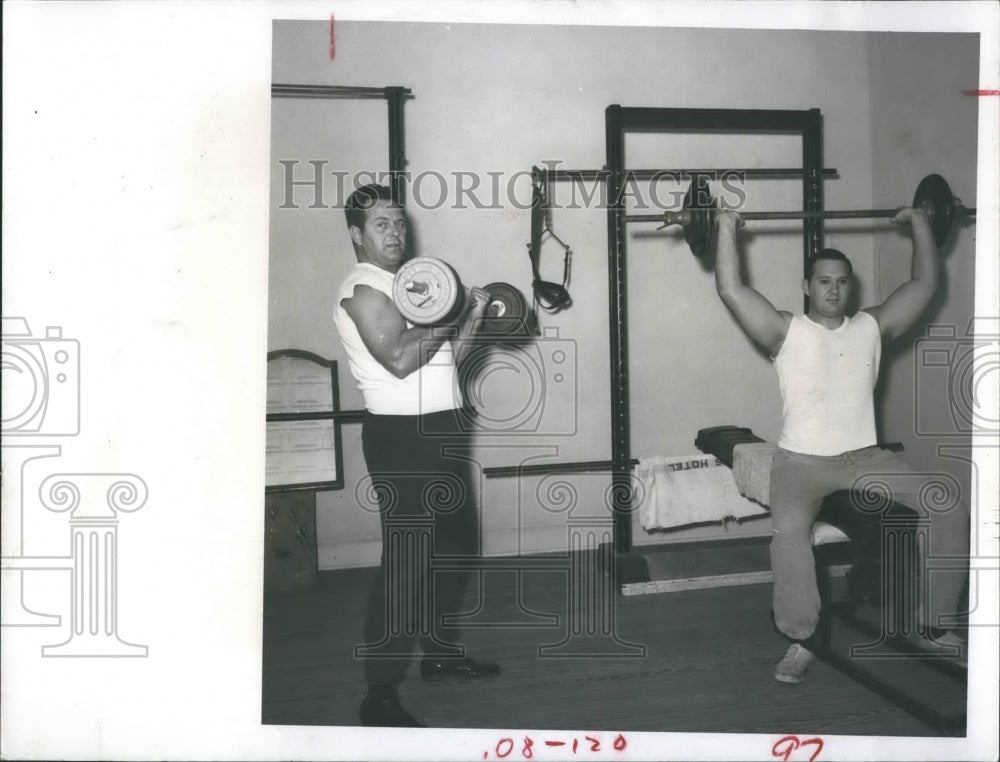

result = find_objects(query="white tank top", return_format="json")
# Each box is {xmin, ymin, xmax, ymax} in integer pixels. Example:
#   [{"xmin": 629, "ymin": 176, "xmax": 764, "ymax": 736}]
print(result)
[
  {"xmin": 773, "ymin": 312, "xmax": 881, "ymax": 455},
  {"xmin": 333, "ymin": 262, "xmax": 462, "ymax": 415}
]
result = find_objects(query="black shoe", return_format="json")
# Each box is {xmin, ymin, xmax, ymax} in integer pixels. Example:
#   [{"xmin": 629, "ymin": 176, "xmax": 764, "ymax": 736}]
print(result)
[
  {"xmin": 420, "ymin": 655, "xmax": 501, "ymax": 680},
  {"xmin": 359, "ymin": 689, "xmax": 425, "ymax": 727}
]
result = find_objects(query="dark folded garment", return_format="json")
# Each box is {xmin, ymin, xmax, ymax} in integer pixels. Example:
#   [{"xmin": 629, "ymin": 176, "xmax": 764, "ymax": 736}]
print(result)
[{"xmin": 695, "ymin": 425, "xmax": 766, "ymax": 468}]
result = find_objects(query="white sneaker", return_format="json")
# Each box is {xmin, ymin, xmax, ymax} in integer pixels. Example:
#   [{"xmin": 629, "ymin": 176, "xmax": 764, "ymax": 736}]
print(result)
[
  {"xmin": 774, "ymin": 643, "xmax": 816, "ymax": 685},
  {"xmin": 912, "ymin": 630, "xmax": 967, "ymax": 668}
]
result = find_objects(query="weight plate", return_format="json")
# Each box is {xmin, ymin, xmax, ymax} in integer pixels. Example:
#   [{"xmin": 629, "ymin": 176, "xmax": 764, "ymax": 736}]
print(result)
[
  {"xmin": 683, "ymin": 177, "xmax": 716, "ymax": 259},
  {"xmin": 682, "ymin": 185, "xmax": 700, "ymax": 255},
  {"xmin": 698, "ymin": 207, "xmax": 714, "ymax": 260},
  {"xmin": 480, "ymin": 282, "xmax": 529, "ymax": 336},
  {"xmin": 912, "ymin": 173, "xmax": 955, "ymax": 247},
  {"xmin": 392, "ymin": 256, "xmax": 461, "ymax": 325}
]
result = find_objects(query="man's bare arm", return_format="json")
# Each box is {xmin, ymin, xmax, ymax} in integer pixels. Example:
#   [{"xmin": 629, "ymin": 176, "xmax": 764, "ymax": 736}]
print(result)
[
  {"xmin": 451, "ymin": 287, "xmax": 490, "ymax": 365},
  {"xmin": 864, "ymin": 207, "xmax": 938, "ymax": 341},
  {"xmin": 342, "ymin": 286, "xmax": 453, "ymax": 378},
  {"xmin": 714, "ymin": 210, "xmax": 791, "ymax": 356},
  {"xmin": 342, "ymin": 285, "xmax": 489, "ymax": 378}
]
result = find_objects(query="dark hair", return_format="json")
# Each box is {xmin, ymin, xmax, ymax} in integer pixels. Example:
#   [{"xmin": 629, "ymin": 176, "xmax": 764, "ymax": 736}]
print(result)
[
  {"xmin": 806, "ymin": 248, "xmax": 853, "ymax": 280},
  {"xmin": 344, "ymin": 184, "xmax": 400, "ymax": 231}
]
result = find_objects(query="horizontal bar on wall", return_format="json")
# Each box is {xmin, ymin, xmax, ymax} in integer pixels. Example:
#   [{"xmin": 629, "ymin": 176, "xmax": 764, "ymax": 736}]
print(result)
[
  {"xmin": 536, "ymin": 168, "xmax": 839, "ymax": 181},
  {"xmin": 267, "ymin": 410, "xmax": 365, "ymax": 424},
  {"xmin": 265, "ymin": 481, "xmax": 341, "ymax": 495},
  {"xmin": 611, "ymin": 106, "xmax": 821, "ymax": 132},
  {"xmin": 484, "ymin": 459, "xmax": 640, "ymax": 478},
  {"xmin": 271, "ymin": 84, "xmax": 413, "ymax": 99},
  {"xmin": 431, "ymin": 556, "xmax": 576, "ymax": 571}
]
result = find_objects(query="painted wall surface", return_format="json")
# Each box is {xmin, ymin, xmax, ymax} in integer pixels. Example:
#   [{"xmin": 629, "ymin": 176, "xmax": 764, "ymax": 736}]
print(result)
[
  {"xmin": 268, "ymin": 21, "xmax": 910, "ymax": 568},
  {"xmin": 866, "ymin": 32, "xmax": 980, "ymax": 515}
]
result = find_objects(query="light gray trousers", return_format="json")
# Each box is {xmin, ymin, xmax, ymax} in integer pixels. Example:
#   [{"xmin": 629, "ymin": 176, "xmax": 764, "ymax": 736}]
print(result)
[{"xmin": 769, "ymin": 445, "xmax": 970, "ymax": 641}]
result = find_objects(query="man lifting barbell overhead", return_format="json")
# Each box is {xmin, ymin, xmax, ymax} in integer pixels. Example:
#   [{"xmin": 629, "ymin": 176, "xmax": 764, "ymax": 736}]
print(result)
[
  {"xmin": 713, "ymin": 204, "xmax": 971, "ymax": 686},
  {"xmin": 334, "ymin": 184, "xmax": 500, "ymax": 729}
]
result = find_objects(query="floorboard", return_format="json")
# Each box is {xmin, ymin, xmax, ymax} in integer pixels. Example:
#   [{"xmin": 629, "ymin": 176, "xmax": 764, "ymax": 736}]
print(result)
[{"xmin": 261, "ymin": 558, "xmax": 966, "ymax": 737}]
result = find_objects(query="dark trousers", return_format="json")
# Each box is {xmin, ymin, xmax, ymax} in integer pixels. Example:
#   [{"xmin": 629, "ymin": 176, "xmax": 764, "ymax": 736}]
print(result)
[{"xmin": 359, "ymin": 409, "xmax": 480, "ymax": 687}]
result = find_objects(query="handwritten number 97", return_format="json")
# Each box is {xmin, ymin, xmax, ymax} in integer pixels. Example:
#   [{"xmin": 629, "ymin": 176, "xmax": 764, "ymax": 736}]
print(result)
[{"xmin": 772, "ymin": 735, "xmax": 824, "ymax": 762}]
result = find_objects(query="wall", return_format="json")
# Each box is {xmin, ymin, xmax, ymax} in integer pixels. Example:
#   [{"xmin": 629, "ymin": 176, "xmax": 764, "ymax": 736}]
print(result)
[
  {"xmin": 866, "ymin": 33, "xmax": 980, "ymax": 508},
  {"xmin": 269, "ymin": 21, "xmax": 886, "ymax": 568}
]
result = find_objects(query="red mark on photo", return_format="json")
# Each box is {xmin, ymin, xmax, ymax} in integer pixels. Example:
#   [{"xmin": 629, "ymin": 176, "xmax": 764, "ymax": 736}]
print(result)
[
  {"xmin": 961, "ymin": 89, "xmax": 1000, "ymax": 96},
  {"xmin": 484, "ymin": 733, "xmax": 627, "ymax": 758},
  {"xmin": 329, "ymin": 14, "xmax": 336, "ymax": 60},
  {"xmin": 772, "ymin": 735, "xmax": 824, "ymax": 762}
]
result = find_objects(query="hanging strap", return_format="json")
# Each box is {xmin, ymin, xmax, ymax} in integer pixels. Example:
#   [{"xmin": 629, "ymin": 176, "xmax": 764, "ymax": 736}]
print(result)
[{"xmin": 528, "ymin": 170, "xmax": 572, "ymax": 312}]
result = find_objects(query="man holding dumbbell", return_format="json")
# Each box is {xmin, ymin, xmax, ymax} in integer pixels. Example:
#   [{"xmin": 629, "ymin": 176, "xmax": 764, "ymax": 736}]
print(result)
[
  {"xmin": 334, "ymin": 184, "xmax": 499, "ymax": 728},
  {"xmin": 713, "ymin": 206, "xmax": 970, "ymax": 685}
]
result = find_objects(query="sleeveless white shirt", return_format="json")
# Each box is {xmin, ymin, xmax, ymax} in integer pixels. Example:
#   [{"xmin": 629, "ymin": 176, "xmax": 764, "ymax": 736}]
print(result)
[
  {"xmin": 773, "ymin": 312, "xmax": 881, "ymax": 455},
  {"xmin": 333, "ymin": 262, "xmax": 462, "ymax": 415}
]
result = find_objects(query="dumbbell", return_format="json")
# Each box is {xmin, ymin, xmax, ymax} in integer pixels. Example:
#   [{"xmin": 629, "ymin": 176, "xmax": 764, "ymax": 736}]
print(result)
[{"xmin": 392, "ymin": 257, "xmax": 529, "ymax": 336}]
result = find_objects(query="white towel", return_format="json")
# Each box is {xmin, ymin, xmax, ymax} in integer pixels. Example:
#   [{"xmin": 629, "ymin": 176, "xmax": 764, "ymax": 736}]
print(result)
[
  {"xmin": 731, "ymin": 441, "xmax": 777, "ymax": 506},
  {"xmin": 634, "ymin": 454, "xmax": 769, "ymax": 531}
]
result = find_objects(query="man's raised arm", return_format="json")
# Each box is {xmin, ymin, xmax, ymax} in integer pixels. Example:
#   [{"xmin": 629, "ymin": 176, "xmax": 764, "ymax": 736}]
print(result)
[
  {"xmin": 714, "ymin": 210, "xmax": 791, "ymax": 356},
  {"xmin": 864, "ymin": 207, "xmax": 939, "ymax": 341}
]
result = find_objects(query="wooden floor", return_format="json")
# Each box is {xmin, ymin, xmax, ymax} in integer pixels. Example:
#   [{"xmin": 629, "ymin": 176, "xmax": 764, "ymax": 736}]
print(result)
[{"xmin": 261, "ymin": 553, "xmax": 967, "ymax": 736}]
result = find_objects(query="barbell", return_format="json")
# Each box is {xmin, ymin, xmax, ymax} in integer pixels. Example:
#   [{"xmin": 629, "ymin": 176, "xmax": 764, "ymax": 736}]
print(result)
[
  {"xmin": 625, "ymin": 173, "xmax": 976, "ymax": 259},
  {"xmin": 392, "ymin": 256, "xmax": 530, "ymax": 336}
]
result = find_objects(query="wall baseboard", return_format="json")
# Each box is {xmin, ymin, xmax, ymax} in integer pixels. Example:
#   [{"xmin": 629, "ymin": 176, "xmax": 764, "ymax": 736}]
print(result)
[{"xmin": 318, "ymin": 523, "xmax": 605, "ymax": 571}]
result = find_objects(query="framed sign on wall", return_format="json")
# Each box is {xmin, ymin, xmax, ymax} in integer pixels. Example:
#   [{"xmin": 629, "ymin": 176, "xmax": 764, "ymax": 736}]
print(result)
[{"xmin": 265, "ymin": 349, "xmax": 345, "ymax": 493}]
